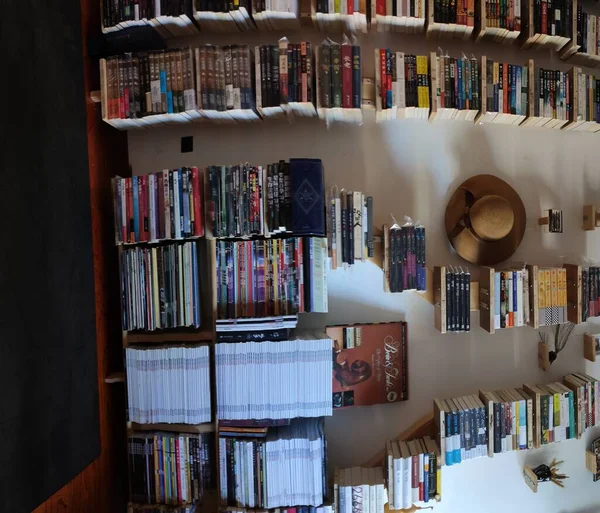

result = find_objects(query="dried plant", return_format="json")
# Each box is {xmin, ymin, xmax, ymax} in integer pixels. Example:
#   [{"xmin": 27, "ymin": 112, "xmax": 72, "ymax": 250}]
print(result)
[{"xmin": 539, "ymin": 322, "xmax": 576, "ymax": 364}]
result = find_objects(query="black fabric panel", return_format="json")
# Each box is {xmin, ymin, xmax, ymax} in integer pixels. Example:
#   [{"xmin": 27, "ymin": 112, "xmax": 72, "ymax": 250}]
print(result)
[{"xmin": 0, "ymin": 1, "xmax": 100, "ymax": 512}]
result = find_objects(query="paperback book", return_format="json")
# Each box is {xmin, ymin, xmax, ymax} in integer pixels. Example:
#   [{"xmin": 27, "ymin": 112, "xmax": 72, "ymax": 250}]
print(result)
[{"xmin": 334, "ymin": 466, "xmax": 387, "ymax": 513}]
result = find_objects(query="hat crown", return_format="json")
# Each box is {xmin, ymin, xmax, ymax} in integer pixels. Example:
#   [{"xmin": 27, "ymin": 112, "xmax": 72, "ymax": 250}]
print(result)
[{"xmin": 469, "ymin": 194, "xmax": 514, "ymax": 242}]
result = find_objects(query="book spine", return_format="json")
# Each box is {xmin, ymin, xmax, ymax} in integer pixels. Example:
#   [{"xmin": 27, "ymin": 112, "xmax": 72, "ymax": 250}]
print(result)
[
  {"xmin": 352, "ymin": 46, "xmax": 361, "ymax": 109},
  {"xmin": 341, "ymin": 44, "xmax": 352, "ymax": 108}
]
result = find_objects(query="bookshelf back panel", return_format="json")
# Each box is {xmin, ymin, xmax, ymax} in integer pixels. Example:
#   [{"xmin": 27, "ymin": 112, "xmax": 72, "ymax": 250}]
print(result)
[{"xmin": 128, "ymin": 31, "xmax": 600, "ymax": 513}]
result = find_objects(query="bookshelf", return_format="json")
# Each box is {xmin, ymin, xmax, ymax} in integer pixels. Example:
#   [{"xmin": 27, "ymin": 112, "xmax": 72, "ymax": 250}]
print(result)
[
  {"xmin": 432, "ymin": 266, "xmax": 478, "ymax": 334},
  {"xmin": 425, "ymin": 0, "xmax": 474, "ymax": 39},
  {"xmin": 475, "ymin": 0, "xmax": 521, "ymax": 43},
  {"xmin": 520, "ymin": 0, "xmax": 573, "ymax": 51}
]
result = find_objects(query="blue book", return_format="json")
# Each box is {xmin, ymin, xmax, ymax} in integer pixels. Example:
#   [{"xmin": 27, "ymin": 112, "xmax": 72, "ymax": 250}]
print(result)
[
  {"xmin": 132, "ymin": 176, "xmax": 139, "ymax": 242},
  {"xmin": 513, "ymin": 271, "xmax": 518, "ymax": 316},
  {"xmin": 386, "ymin": 50, "xmax": 393, "ymax": 109},
  {"xmin": 453, "ymin": 409, "xmax": 460, "ymax": 464},
  {"xmin": 445, "ymin": 411, "xmax": 453, "ymax": 465},
  {"xmin": 160, "ymin": 68, "xmax": 168, "ymax": 112},
  {"xmin": 423, "ymin": 458, "xmax": 429, "ymax": 502},
  {"xmin": 352, "ymin": 45, "xmax": 361, "ymax": 108},
  {"xmin": 183, "ymin": 170, "xmax": 191, "ymax": 237},
  {"xmin": 519, "ymin": 400, "xmax": 527, "ymax": 449},
  {"xmin": 178, "ymin": 169, "xmax": 185, "ymax": 236},
  {"xmin": 289, "ymin": 159, "xmax": 325, "ymax": 236},
  {"xmin": 494, "ymin": 272, "xmax": 501, "ymax": 329}
]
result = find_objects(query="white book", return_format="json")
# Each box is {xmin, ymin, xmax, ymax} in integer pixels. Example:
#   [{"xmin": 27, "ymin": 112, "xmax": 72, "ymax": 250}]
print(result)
[
  {"xmin": 397, "ymin": 53, "xmax": 406, "ymax": 110},
  {"xmin": 386, "ymin": 442, "xmax": 394, "ymax": 509},
  {"xmin": 173, "ymin": 170, "xmax": 181, "ymax": 239},
  {"xmin": 335, "ymin": 198, "xmax": 342, "ymax": 268},
  {"xmin": 522, "ymin": 269, "xmax": 530, "ymax": 325},
  {"xmin": 353, "ymin": 191, "xmax": 363, "ymax": 260},
  {"xmin": 418, "ymin": 451, "xmax": 424, "ymax": 499},
  {"xmin": 392, "ymin": 442, "xmax": 403, "ymax": 508},
  {"xmin": 362, "ymin": 469, "xmax": 370, "ymax": 513},
  {"xmin": 516, "ymin": 271, "xmax": 524, "ymax": 326}
]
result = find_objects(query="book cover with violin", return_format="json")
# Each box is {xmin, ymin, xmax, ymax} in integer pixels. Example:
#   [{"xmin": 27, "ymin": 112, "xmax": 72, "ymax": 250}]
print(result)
[{"xmin": 327, "ymin": 321, "xmax": 408, "ymax": 408}]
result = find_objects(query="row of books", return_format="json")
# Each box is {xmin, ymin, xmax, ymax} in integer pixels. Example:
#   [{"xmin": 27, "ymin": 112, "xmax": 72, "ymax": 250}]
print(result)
[
  {"xmin": 575, "ymin": 71, "xmax": 600, "ymax": 126},
  {"xmin": 327, "ymin": 189, "xmax": 374, "ymax": 270},
  {"xmin": 128, "ymin": 505, "xmax": 198, "ymax": 512},
  {"xmin": 537, "ymin": 267, "xmax": 568, "ymax": 326},
  {"xmin": 563, "ymin": 373, "xmax": 600, "ymax": 436},
  {"xmin": 385, "ymin": 437, "xmax": 440, "ymax": 509},
  {"xmin": 433, "ymin": 54, "xmax": 481, "ymax": 118},
  {"xmin": 221, "ymin": 508, "xmax": 334, "ymax": 513},
  {"xmin": 215, "ymin": 337, "xmax": 333, "ymax": 420},
  {"xmin": 528, "ymin": 68, "xmax": 571, "ymax": 125},
  {"xmin": 334, "ymin": 467, "xmax": 386, "ymax": 513},
  {"xmin": 482, "ymin": 0, "xmax": 521, "ymax": 31},
  {"xmin": 484, "ymin": 60, "xmax": 529, "ymax": 118},
  {"xmin": 443, "ymin": 268, "xmax": 471, "ymax": 333},
  {"xmin": 216, "ymin": 238, "xmax": 328, "ymax": 319},
  {"xmin": 374, "ymin": 0, "xmax": 425, "ymax": 20},
  {"xmin": 432, "ymin": 0, "xmax": 474, "ymax": 25},
  {"xmin": 375, "ymin": 51, "xmax": 430, "ymax": 119},
  {"xmin": 384, "ymin": 225, "xmax": 426, "ymax": 293},
  {"xmin": 433, "ymin": 395, "xmax": 488, "ymax": 466},
  {"xmin": 125, "ymin": 346, "xmax": 212, "ymax": 424},
  {"xmin": 101, "ymin": 0, "xmax": 196, "ymax": 34},
  {"xmin": 319, "ymin": 38, "xmax": 362, "ymax": 109},
  {"xmin": 533, "ymin": 0, "xmax": 572, "ymax": 39},
  {"xmin": 582, "ymin": 266, "xmax": 600, "ymax": 321},
  {"xmin": 491, "ymin": 269, "xmax": 530, "ymax": 329},
  {"xmin": 112, "ymin": 169, "xmax": 204, "ymax": 245},
  {"xmin": 120, "ymin": 242, "xmax": 203, "ymax": 331},
  {"xmin": 207, "ymin": 159, "xmax": 325, "ymax": 239},
  {"xmin": 576, "ymin": 5, "xmax": 600, "ymax": 56},
  {"xmin": 218, "ymin": 418, "xmax": 328, "ymax": 508},
  {"xmin": 128, "ymin": 432, "xmax": 214, "ymax": 505}
]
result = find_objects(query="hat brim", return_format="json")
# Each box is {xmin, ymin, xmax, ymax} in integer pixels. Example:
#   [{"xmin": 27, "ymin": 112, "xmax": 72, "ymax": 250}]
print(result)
[{"xmin": 445, "ymin": 174, "xmax": 526, "ymax": 266}]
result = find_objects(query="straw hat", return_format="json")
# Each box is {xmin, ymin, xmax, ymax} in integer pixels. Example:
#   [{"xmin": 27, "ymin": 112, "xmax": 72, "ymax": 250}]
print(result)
[{"xmin": 445, "ymin": 174, "xmax": 526, "ymax": 266}]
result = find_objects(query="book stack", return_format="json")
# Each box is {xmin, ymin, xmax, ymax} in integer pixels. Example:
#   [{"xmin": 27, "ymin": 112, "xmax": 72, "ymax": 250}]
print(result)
[
  {"xmin": 128, "ymin": 505, "xmax": 199, "ymax": 512},
  {"xmin": 251, "ymin": 0, "xmax": 301, "ymax": 30},
  {"xmin": 582, "ymin": 267, "xmax": 600, "ymax": 322},
  {"xmin": 218, "ymin": 418, "xmax": 328, "ymax": 508},
  {"xmin": 334, "ymin": 467, "xmax": 387, "ymax": 513},
  {"xmin": 383, "ymin": 224, "xmax": 426, "ymax": 293},
  {"xmin": 125, "ymin": 346, "xmax": 212, "ymax": 424},
  {"xmin": 221, "ymin": 508, "xmax": 333, "ymax": 513},
  {"xmin": 128, "ymin": 431, "xmax": 214, "ymax": 505},
  {"xmin": 479, "ymin": 389, "xmax": 533, "ymax": 455},
  {"xmin": 480, "ymin": 0, "xmax": 521, "ymax": 35},
  {"xmin": 120, "ymin": 241, "xmax": 202, "ymax": 331},
  {"xmin": 522, "ymin": 68, "xmax": 572, "ymax": 128},
  {"xmin": 313, "ymin": 1, "xmax": 368, "ymax": 33},
  {"xmin": 317, "ymin": 38, "xmax": 363, "ymax": 124},
  {"xmin": 375, "ymin": 51, "xmax": 430, "ymax": 121},
  {"xmin": 328, "ymin": 189, "xmax": 374, "ymax": 270},
  {"xmin": 385, "ymin": 437, "xmax": 440, "ymax": 509},
  {"xmin": 563, "ymin": 373, "xmax": 600, "ymax": 438},
  {"xmin": 525, "ymin": 0, "xmax": 572, "ymax": 49},
  {"xmin": 371, "ymin": 0, "xmax": 426, "ymax": 32},
  {"xmin": 523, "ymin": 382, "xmax": 576, "ymax": 446},
  {"xmin": 207, "ymin": 158, "xmax": 325, "ymax": 239},
  {"xmin": 215, "ymin": 336, "xmax": 333, "ymax": 420},
  {"xmin": 216, "ymin": 238, "xmax": 328, "ymax": 319},
  {"xmin": 433, "ymin": 396, "xmax": 488, "ymax": 466},
  {"xmin": 101, "ymin": 0, "xmax": 197, "ymax": 35},
  {"xmin": 431, "ymin": 0, "xmax": 474, "ymax": 29},
  {"xmin": 194, "ymin": 0, "xmax": 253, "ymax": 31},
  {"xmin": 479, "ymin": 58, "xmax": 529, "ymax": 125},
  {"xmin": 568, "ymin": 69, "xmax": 600, "ymax": 132},
  {"xmin": 541, "ymin": 209, "xmax": 563, "ymax": 233},
  {"xmin": 445, "ymin": 268, "xmax": 470, "ymax": 332},
  {"xmin": 255, "ymin": 39, "xmax": 317, "ymax": 119},
  {"xmin": 491, "ymin": 269, "xmax": 530, "ymax": 329},
  {"xmin": 112, "ymin": 169, "xmax": 204, "ymax": 245},
  {"xmin": 537, "ymin": 267, "xmax": 567, "ymax": 326},
  {"xmin": 329, "ymin": 322, "xmax": 408, "ymax": 408},
  {"xmin": 430, "ymin": 53, "xmax": 481, "ymax": 121},
  {"xmin": 576, "ymin": 5, "xmax": 600, "ymax": 57}
]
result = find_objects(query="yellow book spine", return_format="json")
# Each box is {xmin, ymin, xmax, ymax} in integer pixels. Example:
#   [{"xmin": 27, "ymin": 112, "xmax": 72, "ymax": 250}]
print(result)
[
  {"xmin": 553, "ymin": 393, "xmax": 560, "ymax": 428},
  {"xmin": 437, "ymin": 467, "xmax": 442, "ymax": 498},
  {"xmin": 544, "ymin": 269, "xmax": 552, "ymax": 312},
  {"xmin": 551, "ymin": 268, "xmax": 558, "ymax": 308},
  {"xmin": 538, "ymin": 269, "xmax": 546, "ymax": 309},
  {"xmin": 561, "ymin": 268, "xmax": 567, "ymax": 309}
]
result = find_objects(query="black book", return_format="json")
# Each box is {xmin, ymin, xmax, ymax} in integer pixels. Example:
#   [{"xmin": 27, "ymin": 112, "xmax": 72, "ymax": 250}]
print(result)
[
  {"xmin": 367, "ymin": 196, "xmax": 374, "ymax": 258},
  {"xmin": 271, "ymin": 45, "xmax": 280, "ymax": 106},
  {"xmin": 446, "ymin": 270, "xmax": 452, "ymax": 331},
  {"xmin": 341, "ymin": 192, "xmax": 347, "ymax": 264},
  {"xmin": 347, "ymin": 191, "xmax": 354, "ymax": 265},
  {"xmin": 493, "ymin": 402, "xmax": 501, "ymax": 453},
  {"xmin": 352, "ymin": 45, "xmax": 361, "ymax": 108},
  {"xmin": 331, "ymin": 43, "xmax": 342, "ymax": 108},
  {"xmin": 464, "ymin": 269, "xmax": 471, "ymax": 331},
  {"xmin": 390, "ymin": 227, "xmax": 397, "ymax": 292}
]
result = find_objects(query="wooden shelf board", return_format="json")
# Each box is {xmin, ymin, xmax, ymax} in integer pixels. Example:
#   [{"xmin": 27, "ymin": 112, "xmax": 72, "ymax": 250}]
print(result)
[
  {"xmin": 128, "ymin": 421, "xmax": 216, "ymax": 434},
  {"xmin": 105, "ymin": 371, "xmax": 125, "ymax": 384},
  {"xmin": 123, "ymin": 329, "xmax": 214, "ymax": 346},
  {"xmin": 418, "ymin": 267, "xmax": 480, "ymax": 311}
]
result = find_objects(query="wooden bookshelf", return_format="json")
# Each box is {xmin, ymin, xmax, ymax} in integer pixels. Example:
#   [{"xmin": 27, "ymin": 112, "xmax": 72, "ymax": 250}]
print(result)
[
  {"xmin": 520, "ymin": 0, "xmax": 572, "ymax": 51},
  {"xmin": 476, "ymin": 57, "xmax": 532, "ymax": 125},
  {"xmin": 310, "ymin": 0, "xmax": 369, "ymax": 32},
  {"xmin": 559, "ymin": 0, "xmax": 600, "ymax": 68},
  {"xmin": 105, "ymin": 371, "xmax": 126, "ymax": 384},
  {"xmin": 432, "ymin": 266, "xmax": 478, "ymax": 334},
  {"xmin": 128, "ymin": 421, "xmax": 216, "ymax": 435},
  {"xmin": 520, "ymin": 67, "xmax": 570, "ymax": 130},
  {"xmin": 370, "ymin": 0, "xmax": 426, "ymax": 33},
  {"xmin": 563, "ymin": 68, "xmax": 600, "ymax": 133},
  {"xmin": 425, "ymin": 0, "xmax": 474, "ymax": 39},
  {"xmin": 475, "ymin": 0, "xmax": 520, "ymax": 43},
  {"xmin": 564, "ymin": 263, "xmax": 582, "ymax": 324}
]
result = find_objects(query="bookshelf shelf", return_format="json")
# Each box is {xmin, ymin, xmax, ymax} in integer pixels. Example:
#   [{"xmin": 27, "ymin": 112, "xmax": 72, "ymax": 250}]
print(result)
[
  {"xmin": 127, "ymin": 421, "xmax": 216, "ymax": 434},
  {"xmin": 123, "ymin": 329, "xmax": 214, "ymax": 346},
  {"xmin": 475, "ymin": 2, "xmax": 520, "ymax": 43},
  {"xmin": 105, "ymin": 371, "xmax": 126, "ymax": 383},
  {"xmin": 520, "ymin": 0, "xmax": 572, "ymax": 51}
]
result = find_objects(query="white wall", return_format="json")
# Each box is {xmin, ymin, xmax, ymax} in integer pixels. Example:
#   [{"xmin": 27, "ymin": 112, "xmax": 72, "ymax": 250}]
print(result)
[{"xmin": 128, "ymin": 29, "xmax": 600, "ymax": 513}]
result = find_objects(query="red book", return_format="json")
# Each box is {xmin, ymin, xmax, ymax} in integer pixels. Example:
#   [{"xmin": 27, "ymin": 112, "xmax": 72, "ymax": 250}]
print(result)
[
  {"xmin": 347, "ymin": 0, "xmax": 354, "ymax": 13},
  {"xmin": 157, "ymin": 172, "xmax": 165, "ymax": 240},
  {"xmin": 341, "ymin": 44, "xmax": 353, "ymax": 108},
  {"xmin": 329, "ymin": 321, "xmax": 408, "ymax": 407},
  {"xmin": 380, "ymin": 49, "xmax": 387, "ymax": 107},
  {"xmin": 191, "ymin": 167, "xmax": 204, "ymax": 237},
  {"xmin": 541, "ymin": 1, "xmax": 547, "ymax": 33},
  {"xmin": 246, "ymin": 241, "xmax": 254, "ymax": 317},
  {"xmin": 376, "ymin": 0, "xmax": 385, "ymax": 15},
  {"xmin": 297, "ymin": 238, "xmax": 304, "ymax": 313},
  {"xmin": 419, "ymin": 456, "xmax": 424, "ymax": 500}
]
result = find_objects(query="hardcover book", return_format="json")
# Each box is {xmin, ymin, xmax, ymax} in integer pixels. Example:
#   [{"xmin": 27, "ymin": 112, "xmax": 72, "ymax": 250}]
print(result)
[
  {"xmin": 327, "ymin": 321, "xmax": 408, "ymax": 408},
  {"xmin": 290, "ymin": 158, "xmax": 326, "ymax": 236}
]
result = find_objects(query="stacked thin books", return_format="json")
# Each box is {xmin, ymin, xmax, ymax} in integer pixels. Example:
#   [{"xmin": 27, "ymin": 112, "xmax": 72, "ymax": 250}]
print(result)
[
  {"xmin": 218, "ymin": 418, "xmax": 328, "ymax": 508},
  {"xmin": 531, "ymin": 0, "xmax": 572, "ymax": 42},
  {"xmin": 434, "ymin": 396, "xmax": 488, "ymax": 466},
  {"xmin": 215, "ymin": 335, "xmax": 333, "ymax": 420},
  {"xmin": 328, "ymin": 189, "xmax": 374, "ymax": 270},
  {"xmin": 317, "ymin": 38, "xmax": 362, "ymax": 123},
  {"xmin": 222, "ymin": 508, "xmax": 333, "ymax": 513},
  {"xmin": 492, "ymin": 269, "xmax": 530, "ymax": 329},
  {"xmin": 522, "ymin": 68, "xmax": 571, "ymax": 128},
  {"xmin": 216, "ymin": 237, "xmax": 328, "ymax": 319},
  {"xmin": 334, "ymin": 467, "xmax": 387, "ymax": 513},
  {"xmin": 582, "ymin": 267, "xmax": 600, "ymax": 321},
  {"xmin": 194, "ymin": 0, "xmax": 253, "ymax": 31},
  {"xmin": 563, "ymin": 373, "xmax": 600, "ymax": 438},
  {"xmin": 251, "ymin": 0, "xmax": 301, "ymax": 29},
  {"xmin": 112, "ymin": 169, "xmax": 204, "ymax": 245},
  {"xmin": 479, "ymin": 389, "xmax": 534, "ymax": 455},
  {"xmin": 522, "ymin": 382, "xmax": 576, "ymax": 446},
  {"xmin": 385, "ymin": 437, "xmax": 440, "ymax": 509},
  {"xmin": 372, "ymin": 0, "xmax": 426, "ymax": 31},
  {"xmin": 255, "ymin": 39, "xmax": 317, "ymax": 119},
  {"xmin": 432, "ymin": 0, "xmax": 474, "ymax": 27},
  {"xmin": 431, "ymin": 53, "xmax": 481, "ymax": 121},
  {"xmin": 383, "ymin": 224, "xmax": 426, "ymax": 293},
  {"xmin": 570, "ymin": 69, "xmax": 600, "ymax": 131},
  {"xmin": 444, "ymin": 268, "xmax": 471, "ymax": 332},
  {"xmin": 313, "ymin": 0, "xmax": 368, "ymax": 33},
  {"xmin": 375, "ymin": 51, "xmax": 430, "ymax": 121},
  {"xmin": 101, "ymin": 0, "xmax": 197, "ymax": 35},
  {"xmin": 576, "ymin": 5, "xmax": 600, "ymax": 56},
  {"xmin": 128, "ymin": 505, "xmax": 198, "ymax": 512},
  {"xmin": 125, "ymin": 346, "xmax": 211, "ymax": 424},
  {"xmin": 216, "ymin": 316, "xmax": 298, "ymax": 333},
  {"xmin": 482, "ymin": 0, "xmax": 521, "ymax": 33},
  {"xmin": 128, "ymin": 431, "xmax": 214, "ymax": 505},
  {"xmin": 536, "ymin": 267, "xmax": 567, "ymax": 326},
  {"xmin": 480, "ymin": 59, "xmax": 529, "ymax": 124},
  {"xmin": 120, "ymin": 241, "xmax": 202, "ymax": 331},
  {"xmin": 541, "ymin": 209, "xmax": 563, "ymax": 232}
]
